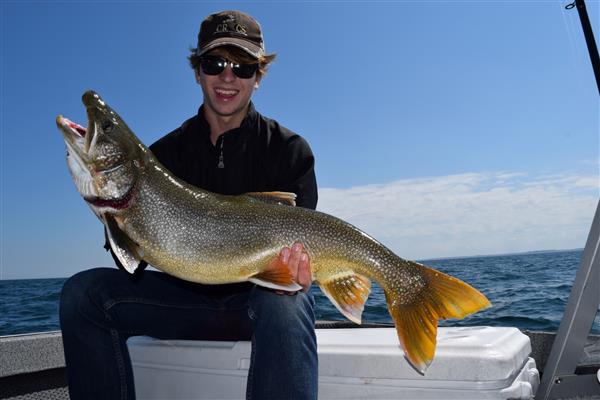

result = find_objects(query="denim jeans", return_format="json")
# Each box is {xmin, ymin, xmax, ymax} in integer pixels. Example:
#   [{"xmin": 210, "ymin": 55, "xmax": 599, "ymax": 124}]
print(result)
[{"xmin": 59, "ymin": 268, "xmax": 318, "ymax": 400}]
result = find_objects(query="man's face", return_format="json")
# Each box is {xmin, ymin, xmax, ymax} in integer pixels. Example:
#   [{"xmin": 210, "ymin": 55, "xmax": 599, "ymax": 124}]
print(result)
[{"xmin": 196, "ymin": 51, "xmax": 261, "ymax": 120}]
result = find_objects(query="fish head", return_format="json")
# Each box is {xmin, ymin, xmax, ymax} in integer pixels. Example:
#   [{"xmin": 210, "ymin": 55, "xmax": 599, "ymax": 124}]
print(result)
[{"xmin": 56, "ymin": 90, "xmax": 145, "ymax": 214}]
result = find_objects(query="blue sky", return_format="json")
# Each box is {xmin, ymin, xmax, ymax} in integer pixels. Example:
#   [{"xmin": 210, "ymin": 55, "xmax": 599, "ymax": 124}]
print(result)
[{"xmin": 1, "ymin": 1, "xmax": 598, "ymax": 279}]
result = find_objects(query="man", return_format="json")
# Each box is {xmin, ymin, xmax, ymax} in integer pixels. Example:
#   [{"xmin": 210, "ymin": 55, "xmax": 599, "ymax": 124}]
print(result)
[{"xmin": 60, "ymin": 10, "xmax": 318, "ymax": 399}]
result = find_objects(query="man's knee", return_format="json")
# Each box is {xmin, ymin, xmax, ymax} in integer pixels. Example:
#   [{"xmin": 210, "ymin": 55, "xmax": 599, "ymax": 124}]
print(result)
[
  {"xmin": 59, "ymin": 268, "xmax": 116, "ymax": 327},
  {"xmin": 248, "ymin": 288, "xmax": 316, "ymax": 332}
]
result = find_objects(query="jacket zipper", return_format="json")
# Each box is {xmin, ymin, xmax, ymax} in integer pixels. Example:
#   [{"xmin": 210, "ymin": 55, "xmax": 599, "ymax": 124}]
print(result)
[{"xmin": 218, "ymin": 136, "xmax": 225, "ymax": 168}]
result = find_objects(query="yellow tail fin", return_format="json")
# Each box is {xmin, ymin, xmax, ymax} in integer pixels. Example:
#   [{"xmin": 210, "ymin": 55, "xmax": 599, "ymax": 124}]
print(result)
[{"xmin": 385, "ymin": 262, "xmax": 491, "ymax": 373}]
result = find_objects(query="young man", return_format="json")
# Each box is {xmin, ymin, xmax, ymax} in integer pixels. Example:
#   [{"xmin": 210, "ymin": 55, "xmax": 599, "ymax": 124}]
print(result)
[{"xmin": 60, "ymin": 10, "xmax": 318, "ymax": 399}]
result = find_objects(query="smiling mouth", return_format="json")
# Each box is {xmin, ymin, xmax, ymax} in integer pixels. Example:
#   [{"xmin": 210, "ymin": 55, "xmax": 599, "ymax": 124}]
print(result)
[{"xmin": 215, "ymin": 88, "xmax": 238, "ymax": 99}]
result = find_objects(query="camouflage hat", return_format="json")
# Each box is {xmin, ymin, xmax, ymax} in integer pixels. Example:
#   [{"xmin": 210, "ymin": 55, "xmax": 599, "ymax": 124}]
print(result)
[{"xmin": 196, "ymin": 10, "xmax": 265, "ymax": 59}]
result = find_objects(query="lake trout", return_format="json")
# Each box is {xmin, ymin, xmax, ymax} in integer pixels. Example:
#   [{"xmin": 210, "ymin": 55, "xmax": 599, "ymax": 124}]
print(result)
[{"xmin": 56, "ymin": 90, "xmax": 490, "ymax": 373}]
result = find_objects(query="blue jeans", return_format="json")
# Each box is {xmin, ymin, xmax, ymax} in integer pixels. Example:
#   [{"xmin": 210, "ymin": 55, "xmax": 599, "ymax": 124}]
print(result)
[{"xmin": 59, "ymin": 268, "xmax": 318, "ymax": 400}]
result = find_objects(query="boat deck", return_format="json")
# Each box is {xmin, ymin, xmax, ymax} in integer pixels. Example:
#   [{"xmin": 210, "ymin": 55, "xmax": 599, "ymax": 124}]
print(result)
[{"xmin": 1, "ymin": 324, "xmax": 598, "ymax": 399}]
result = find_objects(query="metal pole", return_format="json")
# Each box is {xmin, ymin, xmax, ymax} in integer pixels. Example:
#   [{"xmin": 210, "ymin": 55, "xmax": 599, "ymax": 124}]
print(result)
[
  {"xmin": 535, "ymin": 1, "xmax": 600, "ymax": 398},
  {"xmin": 535, "ymin": 201, "xmax": 600, "ymax": 399},
  {"xmin": 572, "ymin": 0, "xmax": 600, "ymax": 94}
]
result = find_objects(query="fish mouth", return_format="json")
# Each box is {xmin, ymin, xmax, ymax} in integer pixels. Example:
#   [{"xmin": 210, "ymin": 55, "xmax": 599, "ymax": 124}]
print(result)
[
  {"xmin": 56, "ymin": 90, "xmax": 121, "ymax": 172},
  {"xmin": 56, "ymin": 115, "xmax": 89, "ymax": 158},
  {"xmin": 56, "ymin": 91, "xmax": 134, "ymax": 210},
  {"xmin": 56, "ymin": 113, "xmax": 98, "ymax": 201},
  {"xmin": 56, "ymin": 113, "xmax": 94, "ymax": 194},
  {"xmin": 56, "ymin": 90, "xmax": 104, "ymax": 162},
  {"xmin": 60, "ymin": 117, "xmax": 87, "ymax": 137},
  {"xmin": 83, "ymin": 187, "xmax": 134, "ymax": 210}
]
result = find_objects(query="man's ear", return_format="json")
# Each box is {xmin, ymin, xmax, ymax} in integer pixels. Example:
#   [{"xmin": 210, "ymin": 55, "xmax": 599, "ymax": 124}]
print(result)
[
  {"xmin": 254, "ymin": 74, "xmax": 262, "ymax": 90},
  {"xmin": 195, "ymin": 68, "xmax": 202, "ymax": 84}
]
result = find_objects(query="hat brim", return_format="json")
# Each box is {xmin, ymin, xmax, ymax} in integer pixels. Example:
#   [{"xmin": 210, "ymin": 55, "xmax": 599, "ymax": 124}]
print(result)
[{"xmin": 198, "ymin": 38, "xmax": 263, "ymax": 59}]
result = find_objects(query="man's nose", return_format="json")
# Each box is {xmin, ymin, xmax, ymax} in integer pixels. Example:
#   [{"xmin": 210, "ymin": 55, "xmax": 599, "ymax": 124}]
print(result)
[{"xmin": 219, "ymin": 65, "xmax": 236, "ymax": 82}]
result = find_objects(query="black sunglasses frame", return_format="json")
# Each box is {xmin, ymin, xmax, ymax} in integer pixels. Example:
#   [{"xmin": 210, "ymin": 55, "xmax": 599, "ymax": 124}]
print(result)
[{"xmin": 199, "ymin": 56, "xmax": 259, "ymax": 79}]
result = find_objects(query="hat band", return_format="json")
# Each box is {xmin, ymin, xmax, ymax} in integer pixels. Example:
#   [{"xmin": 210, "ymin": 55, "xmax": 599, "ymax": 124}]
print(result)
[{"xmin": 197, "ymin": 39, "xmax": 264, "ymax": 58}]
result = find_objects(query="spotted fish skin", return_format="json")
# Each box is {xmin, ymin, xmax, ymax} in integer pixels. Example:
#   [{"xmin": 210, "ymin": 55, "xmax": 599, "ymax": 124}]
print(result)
[{"xmin": 56, "ymin": 90, "xmax": 491, "ymax": 373}]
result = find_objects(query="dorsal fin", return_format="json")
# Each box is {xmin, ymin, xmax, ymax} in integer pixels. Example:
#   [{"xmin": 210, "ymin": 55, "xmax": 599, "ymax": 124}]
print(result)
[{"xmin": 244, "ymin": 191, "xmax": 297, "ymax": 206}]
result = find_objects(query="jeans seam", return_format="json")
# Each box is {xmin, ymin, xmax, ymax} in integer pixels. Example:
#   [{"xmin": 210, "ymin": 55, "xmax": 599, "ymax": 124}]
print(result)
[
  {"xmin": 246, "ymin": 292, "xmax": 257, "ymax": 400},
  {"xmin": 246, "ymin": 333, "xmax": 256, "ymax": 400},
  {"xmin": 97, "ymin": 299, "xmax": 248, "ymax": 336},
  {"xmin": 103, "ymin": 298, "xmax": 246, "ymax": 312},
  {"xmin": 110, "ymin": 328, "xmax": 128, "ymax": 400}
]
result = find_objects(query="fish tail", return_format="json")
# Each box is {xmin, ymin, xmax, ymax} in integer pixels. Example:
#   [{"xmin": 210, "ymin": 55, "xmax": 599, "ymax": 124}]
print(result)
[{"xmin": 384, "ymin": 261, "xmax": 491, "ymax": 373}]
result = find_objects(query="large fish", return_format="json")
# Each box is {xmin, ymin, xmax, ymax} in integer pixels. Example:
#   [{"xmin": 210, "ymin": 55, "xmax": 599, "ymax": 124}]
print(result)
[{"xmin": 56, "ymin": 90, "xmax": 490, "ymax": 373}]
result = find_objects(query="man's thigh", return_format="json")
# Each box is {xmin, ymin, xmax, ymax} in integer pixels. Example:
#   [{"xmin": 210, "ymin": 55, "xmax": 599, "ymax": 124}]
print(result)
[{"xmin": 72, "ymin": 267, "xmax": 254, "ymax": 341}]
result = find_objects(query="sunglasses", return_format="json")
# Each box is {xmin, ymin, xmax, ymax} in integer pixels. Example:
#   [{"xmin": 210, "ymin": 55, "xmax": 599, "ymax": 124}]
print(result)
[{"xmin": 199, "ymin": 56, "xmax": 259, "ymax": 79}]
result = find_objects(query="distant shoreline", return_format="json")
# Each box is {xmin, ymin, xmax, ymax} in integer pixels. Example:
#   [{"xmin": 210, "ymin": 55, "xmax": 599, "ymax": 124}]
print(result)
[{"xmin": 420, "ymin": 248, "xmax": 584, "ymax": 263}]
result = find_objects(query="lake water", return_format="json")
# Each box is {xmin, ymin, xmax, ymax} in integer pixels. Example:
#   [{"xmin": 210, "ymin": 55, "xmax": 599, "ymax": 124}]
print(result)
[{"xmin": 1, "ymin": 249, "xmax": 598, "ymax": 336}]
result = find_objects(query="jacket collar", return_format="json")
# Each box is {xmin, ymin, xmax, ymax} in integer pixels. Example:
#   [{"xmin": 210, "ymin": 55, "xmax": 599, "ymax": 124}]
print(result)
[{"xmin": 196, "ymin": 102, "xmax": 258, "ymax": 137}]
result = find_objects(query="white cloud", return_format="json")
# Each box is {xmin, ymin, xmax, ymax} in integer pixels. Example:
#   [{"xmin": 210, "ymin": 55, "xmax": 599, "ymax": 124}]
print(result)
[
  {"xmin": 317, "ymin": 171, "xmax": 599, "ymax": 260},
  {"xmin": 579, "ymin": 158, "xmax": 600, "ymax": 168}
]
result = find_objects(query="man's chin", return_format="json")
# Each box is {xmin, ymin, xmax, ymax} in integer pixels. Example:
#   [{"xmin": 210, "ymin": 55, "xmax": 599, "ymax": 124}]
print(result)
[{"xmin": 207, "ymin": 101, "xmax": 249, "ymax": 119}]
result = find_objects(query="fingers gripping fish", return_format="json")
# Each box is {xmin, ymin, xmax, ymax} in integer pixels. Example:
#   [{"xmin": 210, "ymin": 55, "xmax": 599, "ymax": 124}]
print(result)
[{"xmin": 56, "ymin": 91, "xmax": 491, "ymax": 373}]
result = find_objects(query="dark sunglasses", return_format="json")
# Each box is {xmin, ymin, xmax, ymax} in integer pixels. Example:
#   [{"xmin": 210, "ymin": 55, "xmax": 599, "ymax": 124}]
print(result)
[{"xmin": 199, "ymin": 56, "xmax": 259, "ymax": 79}]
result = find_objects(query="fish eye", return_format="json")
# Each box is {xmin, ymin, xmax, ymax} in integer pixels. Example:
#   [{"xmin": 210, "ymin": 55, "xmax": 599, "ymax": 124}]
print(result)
[{"xmin": 102, "ymin": 120, "xmax": 114, "ymax": 133}]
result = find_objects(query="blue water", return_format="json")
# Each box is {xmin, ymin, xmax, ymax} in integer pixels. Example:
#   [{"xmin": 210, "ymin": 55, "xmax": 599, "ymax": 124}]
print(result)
[{"xmin": 1, "ymin": 249, "xmax": 599, "ymax": 336}]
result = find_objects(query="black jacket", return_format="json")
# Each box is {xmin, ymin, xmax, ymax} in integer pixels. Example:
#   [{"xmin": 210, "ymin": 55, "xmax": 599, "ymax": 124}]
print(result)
[
  {"xmin": 106, "ymin": 103, "xmax": 318, "ymax": 293},
  {"xmin": 150, "ymin": 103, "xmax": 318, "ymax": 209}
]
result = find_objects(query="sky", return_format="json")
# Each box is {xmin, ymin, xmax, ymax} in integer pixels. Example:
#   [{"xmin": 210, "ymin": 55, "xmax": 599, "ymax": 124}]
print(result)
[{"xmin": 1, "ymin": 0, "xmax": 598, "ymax": 280}]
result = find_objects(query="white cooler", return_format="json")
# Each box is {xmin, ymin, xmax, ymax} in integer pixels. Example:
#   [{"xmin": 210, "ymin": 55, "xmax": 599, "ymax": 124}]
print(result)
[{"xmin": 128, "ymin": 326, "xmax": 539, "ymax": 399}]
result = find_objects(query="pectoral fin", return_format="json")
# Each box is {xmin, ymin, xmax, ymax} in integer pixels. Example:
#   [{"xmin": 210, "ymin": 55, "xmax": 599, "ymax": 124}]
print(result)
[
  {"xmin": 104, "ymin": 215, "xmax": 144, "ymax": 274},
  {"xmin": 249, "ymin": 253, "xmax": 303, "ymax": 291},
  {"xmin": 244, "ymin": 191, "xmax": 297, "ymax": 206},
  {"xmin": 318, "ymin": 272, "xmax": 371, "ymax": 324}
]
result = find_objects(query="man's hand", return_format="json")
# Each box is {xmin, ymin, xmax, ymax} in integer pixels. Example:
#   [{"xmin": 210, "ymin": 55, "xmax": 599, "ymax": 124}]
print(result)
[{"xmin": 276, "ymin": 242, "xmax": 312, "ymax": 294}]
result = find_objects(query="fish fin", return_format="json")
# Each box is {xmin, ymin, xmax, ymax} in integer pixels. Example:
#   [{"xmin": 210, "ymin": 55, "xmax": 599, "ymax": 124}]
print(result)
[
  {"xmin": 249, "ymin": 255, "xmax": 303, "ymax": 291},
  {"xmin": 244, "ymin": 191, "xmax": 297, "ymax": 206},
  {"xmin": 318, "ymin": 273, "xmax": 371, "ymax": 324},
  {"xmin": 384, "ymin": 261, "xmax": 491, "ymax": 374},
  {"xmin": 104, "ymin": 215, "xmax": 144, "ymax": 274},
  {"xmin": 248, "ymin": 278, "xmax": 303, "ymax": 292}
]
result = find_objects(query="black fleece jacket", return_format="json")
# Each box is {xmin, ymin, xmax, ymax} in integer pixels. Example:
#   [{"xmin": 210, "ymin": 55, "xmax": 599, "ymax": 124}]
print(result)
[{"xmin": 150, "ymin": 102, "xmax": 317, "ymax": 208}]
